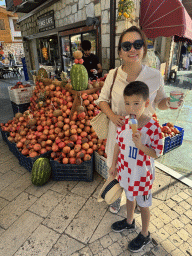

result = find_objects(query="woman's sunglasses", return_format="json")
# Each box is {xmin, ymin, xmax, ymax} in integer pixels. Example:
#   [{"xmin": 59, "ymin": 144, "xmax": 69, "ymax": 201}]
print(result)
[{"xmin": 121, "ymin": 40, "xmax": 144, "ymax": 52}]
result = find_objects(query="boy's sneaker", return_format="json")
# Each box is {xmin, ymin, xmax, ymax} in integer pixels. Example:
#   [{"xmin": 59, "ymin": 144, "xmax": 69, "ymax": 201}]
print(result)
[
  {"xmin": 128, "ymin": 232, "xmax": 151, "ymax": 252},
  {"xmin": 111, "ymin": 218, "xmax": 135, "ymax": 232}
]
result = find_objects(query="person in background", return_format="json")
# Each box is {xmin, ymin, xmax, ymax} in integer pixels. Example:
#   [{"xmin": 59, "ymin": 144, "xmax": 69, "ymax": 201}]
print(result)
[
  {"xmin": 154, "ymin": 51, "xmax": 161, "ymax": 71},
  {"xmin": 8, "ymin": 51, "xmax": 15, "ymax": 66},
  {"xmin": 81, "ymin": 40, "xmax": 102, "ymax": 80}
]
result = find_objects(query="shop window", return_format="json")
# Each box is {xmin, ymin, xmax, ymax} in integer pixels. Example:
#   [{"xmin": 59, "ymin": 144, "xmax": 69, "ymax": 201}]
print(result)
[
  {"xmin": 60, "ymin": 30, "xmax": 97, "ymax": 75},
  {"xmin": 0, "ymin": 19, "xmax": 5, "ymax": 30},
  {"xmin": 13, "ymin": 20, "xmax": 20, "ymax": 31},
  {"xmin": 36, "ymin": 35, "xmax": 59, "ymax": 69}
]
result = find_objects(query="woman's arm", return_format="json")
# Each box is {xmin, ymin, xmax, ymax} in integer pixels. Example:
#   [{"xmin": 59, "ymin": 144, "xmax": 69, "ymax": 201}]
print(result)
[
  {"xmin": 108, "ymin": 143, "xmax": 120, "ymax": 177},
  {"xmin": 158, "ymin": 97, "xmax": 170, "ymax": 110}
]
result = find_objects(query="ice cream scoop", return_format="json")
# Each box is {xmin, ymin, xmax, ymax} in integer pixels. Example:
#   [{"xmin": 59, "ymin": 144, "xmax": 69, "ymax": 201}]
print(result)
[{"xmin": 129, "ymin": 115, "xmax": 138, "ymax": 135}]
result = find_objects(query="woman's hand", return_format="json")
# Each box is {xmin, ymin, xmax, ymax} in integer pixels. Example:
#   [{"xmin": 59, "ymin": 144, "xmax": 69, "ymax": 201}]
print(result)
[
  {"xmin": 108, "ymin": 165, "xmax": 117, "ymax": 177},
  {"xmin": 166, "ymin": 96, "xmax": 184, "ymax": 108},
  {"xmin": 132, "ymin": 131, "xmax": 143, "ymax": 150},
  {"xmin": 111, "ymin": 115, "xmax": 126, "ymax": 127}
]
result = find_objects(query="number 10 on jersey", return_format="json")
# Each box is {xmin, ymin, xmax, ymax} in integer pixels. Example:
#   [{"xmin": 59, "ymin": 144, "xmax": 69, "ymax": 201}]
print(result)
[{"xmin": 128, "ymin": 146, "xmax": 138, "ymax": 159}]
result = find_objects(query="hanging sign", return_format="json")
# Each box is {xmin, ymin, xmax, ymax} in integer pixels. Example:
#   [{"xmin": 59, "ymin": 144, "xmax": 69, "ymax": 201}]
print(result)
[{"xmin": 37, "ymin": 11, "xmax": 55, "ymax": 32}]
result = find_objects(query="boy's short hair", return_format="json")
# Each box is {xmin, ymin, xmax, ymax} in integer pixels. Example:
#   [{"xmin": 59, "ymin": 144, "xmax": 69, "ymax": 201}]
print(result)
[
  {"xmin": 123, "ymin": 81, "xmax": 149, "ymax": 101},
  {"xmin": 82, "ymin": 40, "xmax": 91, "ymax": 51}
]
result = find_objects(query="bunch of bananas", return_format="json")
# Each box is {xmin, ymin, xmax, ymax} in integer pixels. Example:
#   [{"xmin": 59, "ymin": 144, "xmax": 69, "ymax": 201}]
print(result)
[{"xmin": 42, "ymin": 47, "xmax": 48, "ymax": 60}]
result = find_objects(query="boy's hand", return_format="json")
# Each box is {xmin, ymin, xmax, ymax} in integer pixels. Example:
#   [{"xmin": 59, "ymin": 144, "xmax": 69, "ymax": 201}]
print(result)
[
  {"xmin": 108, "ymin": 165, "xmax": 117, "ymax": 177},
  {"xmin": 132, "ymin": 131, "xmax": 143, "ymax": 149}
]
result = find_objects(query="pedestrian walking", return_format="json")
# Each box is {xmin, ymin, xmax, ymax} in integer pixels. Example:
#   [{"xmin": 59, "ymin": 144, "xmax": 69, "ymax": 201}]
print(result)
[{"xmin": 109, "ymin": 81, "xmax": 163, "ymax": 252}]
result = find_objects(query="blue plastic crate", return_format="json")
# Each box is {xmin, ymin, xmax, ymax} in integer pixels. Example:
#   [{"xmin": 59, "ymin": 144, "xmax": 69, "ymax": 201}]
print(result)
[
  {"xmin": 11, "ymin": 101, "xmax": 30, "ymax": 115},
  {"xmin": 6, "ymin": 139, "xmax": 20, "ymax": 159},
  {"xmin": 162, "ymin": 124, "xmax": 184, "ymax": 154},
  {"xmin": 0, "ymin": 126, "xmax": 9, "ymax": 143},
  {"xmin": 18, "ymin": 150, "xmax": 52, "ymax": 172},
  {"xmin": 50, "ymin": 154, "xmax": 94, "ymax": 182}
]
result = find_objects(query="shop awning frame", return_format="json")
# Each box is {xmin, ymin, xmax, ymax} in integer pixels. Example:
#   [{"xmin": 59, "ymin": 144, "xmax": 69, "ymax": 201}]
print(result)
[{"xmin": 140, "ymin": 0, "xmax": 192, "ymax": 40}]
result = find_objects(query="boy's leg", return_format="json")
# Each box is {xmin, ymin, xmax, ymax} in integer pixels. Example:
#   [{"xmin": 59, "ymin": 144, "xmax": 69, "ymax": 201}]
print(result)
[
  {"xmin": 140, "ymin": 206, "xmax": 150, "ymax": 237},
  {"xmin": 127, "ymin": 198, "xmax": 136, "ymax": 224}
]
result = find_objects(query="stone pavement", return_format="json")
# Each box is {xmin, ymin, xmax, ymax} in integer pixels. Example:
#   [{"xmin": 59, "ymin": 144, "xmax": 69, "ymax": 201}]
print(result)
[{"xmin": 0, "ymin": 136, "xmax": 192, "ymax": 256}]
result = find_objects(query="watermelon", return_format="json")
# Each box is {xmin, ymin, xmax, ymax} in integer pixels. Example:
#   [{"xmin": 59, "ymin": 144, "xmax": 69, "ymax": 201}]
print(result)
[
  {"xmin": 70, "ymin": 64, "xmax": 88, "ymax": 91},
  {"xmin": 31, "ymin": 158, "xmax": 51, "ymax": 186}
]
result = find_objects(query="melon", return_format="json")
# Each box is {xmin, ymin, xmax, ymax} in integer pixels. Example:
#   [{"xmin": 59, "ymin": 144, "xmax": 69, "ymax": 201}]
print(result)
[
  {"xmin": 31, "ymin": 158, "xmax": 51, "ymax": 186},
  {"xmin": 70, "ymin": 64, "xmax": 88, "ymax": 91},
  {"xmin": 37, "ymin": 68, "xmax": 48, "ymax": 78}
]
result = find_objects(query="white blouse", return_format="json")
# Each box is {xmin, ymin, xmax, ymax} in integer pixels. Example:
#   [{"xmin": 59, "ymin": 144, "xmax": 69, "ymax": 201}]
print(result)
[{"xmin": 95, "ymin": 65, "xmax": 167, "ymax": 168}]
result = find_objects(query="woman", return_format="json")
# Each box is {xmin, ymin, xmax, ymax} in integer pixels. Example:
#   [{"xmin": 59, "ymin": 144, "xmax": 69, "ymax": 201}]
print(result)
[{"xmin": 95, "ymin": 26, "xmax": 176, "ymax": 213}]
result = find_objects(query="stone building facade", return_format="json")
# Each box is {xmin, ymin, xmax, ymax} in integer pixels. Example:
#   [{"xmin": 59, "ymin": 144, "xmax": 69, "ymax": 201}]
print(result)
[{"xmin": 17, "ymin": 0, "xmax": 141, "ymax": 77}]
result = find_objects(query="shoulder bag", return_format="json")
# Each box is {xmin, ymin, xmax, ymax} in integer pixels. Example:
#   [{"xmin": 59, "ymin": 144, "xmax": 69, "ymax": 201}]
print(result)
[{"xmin": 90, "ymin": 68, "xmax": 118, "ymax": 139}]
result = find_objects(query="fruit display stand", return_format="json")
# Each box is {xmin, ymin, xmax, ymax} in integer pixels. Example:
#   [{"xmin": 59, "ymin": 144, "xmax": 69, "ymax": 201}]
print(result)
[
  {"xmin": 50, "ymin": 154, "xmax": 94, "ymax": 181},
  {"xmin": 11, "ymin": 102, "xmax": 31, "ymax": 115},
  {"xmin": 0, "ymin": 126, "xmax": 9, "ymax": 143},
  {"xmin": 8, "ymin": 85, "xmax": 35, "ymax": 105},
  {"xmin": 162, "ymin": 124, "xmax": 184, "ymax": 154}
]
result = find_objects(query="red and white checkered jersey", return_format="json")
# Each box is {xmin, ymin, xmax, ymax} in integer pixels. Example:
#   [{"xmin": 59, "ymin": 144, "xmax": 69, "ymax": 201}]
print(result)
[{"xmin": 116, "ymin": 117, "xmax": 163, "ymax": 196}]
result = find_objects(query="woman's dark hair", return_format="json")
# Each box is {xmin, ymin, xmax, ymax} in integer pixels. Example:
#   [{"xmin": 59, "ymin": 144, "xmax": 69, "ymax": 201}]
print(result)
[
  {"xmin": 82, "ymin": 40, "xmax": 92, "ymax": 51},
  {"xmin": 123, "ymin": 81, "xmax": 149, "ymax": 100},
  {"xmin": 118, "ymin": 26, "xmax": 148, "ymax": 58}
]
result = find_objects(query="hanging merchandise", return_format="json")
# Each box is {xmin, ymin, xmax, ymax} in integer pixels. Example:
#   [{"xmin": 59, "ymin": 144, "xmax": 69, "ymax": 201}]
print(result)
[
  {"xmin": 117, "ymin": 0, "xmax": 134, "ymax": 20},
  {"xmin": 42, "ymin": 47, "xmax": 48, "ymax": 60}
]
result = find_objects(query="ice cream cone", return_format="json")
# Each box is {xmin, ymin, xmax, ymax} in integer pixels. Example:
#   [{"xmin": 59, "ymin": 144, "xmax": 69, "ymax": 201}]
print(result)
[{"xmin": 130, "ymin": 123, "xmax": 138, "ymax": 135}]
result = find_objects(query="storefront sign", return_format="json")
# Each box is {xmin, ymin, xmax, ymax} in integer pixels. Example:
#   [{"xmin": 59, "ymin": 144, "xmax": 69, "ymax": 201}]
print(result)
[{"xmin": 37, "ymin": 11, "xmax": 55, "ymax": 32}]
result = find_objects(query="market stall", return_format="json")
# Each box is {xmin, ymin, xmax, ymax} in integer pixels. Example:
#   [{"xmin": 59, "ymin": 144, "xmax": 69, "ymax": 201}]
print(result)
[{"xmin": 0, "ymin": 51, "xmax": 184, "ymax": 186}]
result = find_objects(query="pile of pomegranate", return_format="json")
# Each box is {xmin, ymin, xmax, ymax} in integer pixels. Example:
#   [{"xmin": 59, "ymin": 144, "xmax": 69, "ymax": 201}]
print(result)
[{"xmin": 0, "ymin": 80, "xmax": 107, "ymax": 164}]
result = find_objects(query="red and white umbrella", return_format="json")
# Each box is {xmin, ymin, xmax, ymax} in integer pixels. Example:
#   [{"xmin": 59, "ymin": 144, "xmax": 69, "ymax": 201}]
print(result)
[{"xmin": 140, "ymin": 0, "xmax": 192, "ymax": 40}]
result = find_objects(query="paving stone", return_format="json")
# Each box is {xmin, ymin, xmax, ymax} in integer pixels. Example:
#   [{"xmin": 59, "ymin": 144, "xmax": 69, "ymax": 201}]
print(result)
[
  {"xmin": 171, "ymin": 194, "xmax": 183, "ymax": 203},
  {"xmin": 168, "ymin": 233, "xmax": 184, "ymax": 247},
  {"xmin": 0, "ymin": 211, "xmax": 43, "ymax": 256},
  {"xmin": 0, "ymin": 172, "xmax": 31, "ymax": 201},
  {"xmin": 165, "ymin": 199, "xmax": 177, "ymax": 208},
  {"xmin": 184, "ymin": 188, "xmax": 192, "ymax": 196},
  {"xmin": 0, "ymin": 159, "xmax": 20, "ymax": 174},
  {"xmin": 78, "ymin": 246, "xmax": 93, "ymax": 256},
  {"xmin": 160, "ymin": 239, "xmax": 176, "ymax": 252},
  {"xmin": 171, "ymin": 219, "xmax": 184, "ymax": 230},
  {"xmin": 158, "ymin": 203, "xmax": 170, "ymax": 213},
  {"xmin": 0, "ymin": 197, "xmax": 9, "ymax": 210},
  {"xmin": 154, "ymin": 228, "xmax": 170, "ymax": 242},
  {"xmin": 184, "ymin": 223, "xmax": 192, "ymax": 235},
  {"xmin": 150, "ymin": 197, "xmax": 164, "ymax": 209},
  {"xmin": 109, "ymin": 231, "xmax": 123, "ymax": 243},
  {"xmin": 177, "ymin": 228, "xmax": 191, "ymax": 241},
  {"xmin": 47, "ymin": 234, "xmax": 84, "ymax": 256},
  {"xmin": 50, "ymin": 180, "xmax": 78, "ymax": 194},
  {"xmin": 0, "ymin": 226, "xmax": 5, "ymax": 236},
  {"xmin": 186, "ymin": 196, "xmax": 192, "ymax": 205},
  {"xmin": 171, "ymin": 248, "xmax": 186, "ymax": 256},
  {"xmin": 65, "ymin": 197, "xmax": 107, "ymax": 244},
  {"xmin": 94, "ymin": 249, "xmax": 112, "ymax": 256},
  {"xmin": 152, "ymin": 172, "xmax": 171, "ymax": 201},
  {"xmin": 89, "ymin": 211, "xmax": 122, "ymax": 243},
  {"xmin": 164, "ymin": 223, "xmax": 177, "ymax": 235},
  {"xmin": 0, "ymin": 192, "xmax": 37, "ymax": 229},
  {"xmin": 184, "ymin": 209, "xmax": 192, "ymax": 219},
  {"xmin": 71, "ymin": 175, "xmax": 102, "ymax": 199},
  {"xmin": 151, "ymin": 217, "xmax": 164, "ymax": 229},
  {"xmin": 108, "ymin": 242, "xmax": 124, "ymax": 256},
  {"xmin": 178, "ymin": 214, "xmax": 191, "ymax": 225},
  {"xmin": 117, "ymin": 236, "xmax": 129, "ymax": 251},
  {"xmin": 165, "ymin": 209, "xmax": 179, "ymax": 220},
  {"xmin": 148, "ymin": 222, "xmax": 157, "ymax": 234},
  {"xmin": 0, "ymin": 170, "xmax": 22, "ymax": 192},
  {"xmin": 152, "ymin": 245, "xmax": 169, "ymax": 256},
  {"xmin": 43, "ymin": 192, "xmax": 86, "ymax": 233},
  {"xmin": 25, "ymin": 180, "xmax": 56, "ymax": 198},
  {"xmin": 29, "ymin": 189, "xmax": 64, "ymax": 218},
  {"xmin": 89, "ymin": 239, "xmax": 104, "ymax": 254},
  {"xmin": 179, "ymin": 200, "xmax": 191, "ymax": 210},
  {"xmin": 177, "ymin": 191, "xmax": 190, "ymax": 200},
  {"xmin": 179, "ymin": 242, "xmax": 192, "ymax": 255},
  {"xmin": 172, "ymin": 204, "xmax": 186, "ymax": 215},
  {"xmin": 99, "ymin": 234, "xmax": 113, "ymax": 248},
  {"xmin": 11, "ymin": 165, "xmax": 27, "ymax": 174},
  {"xmin": 14, "ymin": 224, "xmax": 60, "ymax": 255}
]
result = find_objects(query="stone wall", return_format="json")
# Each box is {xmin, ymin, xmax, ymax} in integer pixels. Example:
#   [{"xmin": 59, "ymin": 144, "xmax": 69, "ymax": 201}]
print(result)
[{"xmin": 19, "ymin": 0, "xmax": 140, "ymax": 74}]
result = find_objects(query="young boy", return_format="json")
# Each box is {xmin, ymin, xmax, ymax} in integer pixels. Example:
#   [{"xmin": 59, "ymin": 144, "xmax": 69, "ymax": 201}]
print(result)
[{"xmin": 109, "ymin": 81, "xmax": 163, "ymax": 253}]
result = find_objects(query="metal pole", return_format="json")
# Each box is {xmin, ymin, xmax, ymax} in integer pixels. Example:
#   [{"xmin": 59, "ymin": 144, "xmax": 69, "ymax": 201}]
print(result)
[{"xmin": 110, "ymin": 0, "xmax": 116, "ymax": 70}]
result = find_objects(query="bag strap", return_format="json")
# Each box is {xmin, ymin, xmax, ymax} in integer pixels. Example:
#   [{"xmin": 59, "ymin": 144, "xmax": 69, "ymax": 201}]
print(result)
[{"xmin": 109, "ymin": 68, "xmax": 118, "ymax": 100}]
